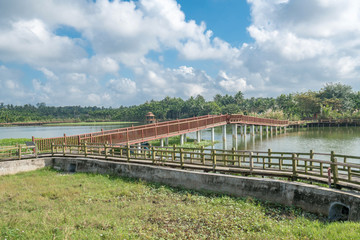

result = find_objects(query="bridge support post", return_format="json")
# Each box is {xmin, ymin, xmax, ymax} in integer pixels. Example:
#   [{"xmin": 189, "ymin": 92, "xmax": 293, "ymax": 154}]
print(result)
[
  {"xmin": 160, "ymin": 139, "xmax": 164, "ymax": 147},
  {"xmin": 180, "ymin": 134, "xmax": 185, "ymax": 145},
  {"xmin": 244, "ymin": 124, "xmax": 247, "ymax": 136},
  {"xmin": 266, "ymin": 126, "xmax": 268, "ymax": 135},
  {"xmin": 259, "ymin": 126, "xmax": 263, "ymax": 135},
  {"xmin": 250, "ymin": 125, "xmax": 255, "ymax": 136},
  {"xmin": 196, "ymin": 131, "xmax": 201, "ymax": 143},
  {"xmin": 165, "ymin": 138, "xmax": 169, "ymax": 146},
  {"xmin": 232, "ymin": 124, "xmax": 238, "ymax": 149},
  {"xmin": 284, "ymin": 126, "xmax": 287, "ymax": 133},
  {"xmin": 184, "ymin": 134, "xmax": 187, "ymax": 142},
  {"xmin": 222, "ymin": 125, "xmax": 227, "ymax": 148},
  {"xmin": 270, "ymin": 126, "xmax": 273, "ymax": 135},
  {"xmin": 211, "ymin": 128, "xmax": 215, "ymax": 143}
]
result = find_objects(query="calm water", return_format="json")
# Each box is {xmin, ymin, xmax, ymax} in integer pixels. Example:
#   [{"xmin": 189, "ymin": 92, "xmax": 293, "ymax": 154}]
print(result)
[
  {"xmin": 1, "ymin": 124, "xmax": 360, "ymax": 156},
  {"xmin": 190, "ymin": 126, "xmax": 360, "ymax": 156},
  {"xmin": 0, "ymin": 124, "xmax": 135, "ymax": 139}
]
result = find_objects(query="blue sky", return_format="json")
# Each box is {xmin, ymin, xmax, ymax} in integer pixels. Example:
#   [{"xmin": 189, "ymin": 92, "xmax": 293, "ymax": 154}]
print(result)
[{"xmin": 0, "ymin": 0, "xmax": 359, "ymax": 106}]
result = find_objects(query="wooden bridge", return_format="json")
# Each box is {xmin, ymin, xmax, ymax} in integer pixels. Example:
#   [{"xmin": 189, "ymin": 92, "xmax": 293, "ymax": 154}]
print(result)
[
  {"xmin": 33, "ymin": 114, "xmax": 289, "ymax": 151},
  {"xmin": 1, "ymin": 143, "xmax": 360, "ymax": 191}
]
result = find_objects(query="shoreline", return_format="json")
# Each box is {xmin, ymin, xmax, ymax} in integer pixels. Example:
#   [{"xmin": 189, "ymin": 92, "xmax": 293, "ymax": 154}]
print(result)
[{"xmin": 0, "ymin": 121, "xmax": 138, "ymax": 127}]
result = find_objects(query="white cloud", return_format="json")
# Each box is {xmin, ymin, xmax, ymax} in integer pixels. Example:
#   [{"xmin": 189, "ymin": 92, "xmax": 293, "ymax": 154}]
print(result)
[
  {"xmin": 218, "ymin": 71, "xmax": 253, "ymax": 93},
  {"xmin": 238, "ymin": 0, "xmax": 360, "ymax": 95},
  {"xmin": 0, "ymin": 19, "xmax": 85, "ymax": 65},
  {"xmin": 107, "ymin": 78, "xmax": 137, "ymax": 95},
  {"xmin": 38, "ymin": 67, "xmax": 58, "ymax": 81}
]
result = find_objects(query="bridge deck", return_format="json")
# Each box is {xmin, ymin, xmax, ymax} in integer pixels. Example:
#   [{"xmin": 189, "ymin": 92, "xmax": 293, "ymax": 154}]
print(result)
[{"xmin": 34, "ymin": 114, "xmax": 289, "ymax": 151}]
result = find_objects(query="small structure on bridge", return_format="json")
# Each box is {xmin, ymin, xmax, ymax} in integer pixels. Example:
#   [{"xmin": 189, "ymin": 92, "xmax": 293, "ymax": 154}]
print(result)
[{"xmin": 145, "ymin": 112, "xmax": 156, "ymax": 124}]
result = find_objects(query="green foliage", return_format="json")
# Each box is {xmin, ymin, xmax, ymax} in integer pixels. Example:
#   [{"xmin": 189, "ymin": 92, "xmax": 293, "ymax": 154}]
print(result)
[
  {"xmin": 0, "ymin": 138, "xmax": 32, "ymax": 146},
  {"xmin": 1, "ymin": 83, "xmax": 359, "ymax": 123},
  {"xmin": 0, "ymin": 169, "xmax": 359, "ymax": 239},
  {"xmin": 250, "ymin": 109, "xmax": 287, "ymax": 120}
]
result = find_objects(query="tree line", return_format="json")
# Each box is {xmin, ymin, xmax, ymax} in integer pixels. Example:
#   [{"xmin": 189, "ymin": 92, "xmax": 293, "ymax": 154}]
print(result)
[{"xmin": 1, "ymin": 83, "xmax": 359, "ymax": 123}]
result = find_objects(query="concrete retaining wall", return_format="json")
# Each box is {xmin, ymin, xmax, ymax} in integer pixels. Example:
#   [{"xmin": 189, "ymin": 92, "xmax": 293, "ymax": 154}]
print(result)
[
  {"xmin": 0, "ymin": 158, "xmax": 52, "ymax": 176},
  {"xmin": 52, "ymin": 157, "xmax": 360, "ymax": 221},
  {"xmin": 1, "ymin": 157, "xmax": 360, "ymax": 221}
]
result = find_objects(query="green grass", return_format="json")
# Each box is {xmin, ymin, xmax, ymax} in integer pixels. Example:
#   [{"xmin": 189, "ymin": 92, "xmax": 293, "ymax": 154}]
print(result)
[
  {"xmin": 0, "ymin": 169, "xmax": 359, "ymax": 239},
  {"xmin": 44, "ymin": 121, "xmax": 138, "ymax": 126},
  {"xmin": 0, "ymin": 138, "xmax": 32, "ymax": 146},
  {"xmin": 150, "ymin": 135, "xmax": 219, "ymax": 148}
]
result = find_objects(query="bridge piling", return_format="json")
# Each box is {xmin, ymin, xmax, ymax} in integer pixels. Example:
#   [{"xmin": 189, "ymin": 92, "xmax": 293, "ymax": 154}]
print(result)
[
  {"xmin": 160, "ymin": 139, "xmax": 164, "ymax": 147},
  {"xmin": 180, "ymin": 135, "xmax": 185, "ymax": 145},
  {"xmin": 232, "ymin": 124, "xmax": 238, "ymax": 149},
  {"xmin": 222, "ymin": 125, "xmax": 227, "ymax": 148},
  {"xmin": 196, "ymin": 131, "xmax": 201, "ymax": 143},
  {"xmin": 211, "ymin": 128, "xmax": 215, "ymax": 143},
  {"xmin": 250, "ymin": 125, "xmax": 255, "ymax": 136}
]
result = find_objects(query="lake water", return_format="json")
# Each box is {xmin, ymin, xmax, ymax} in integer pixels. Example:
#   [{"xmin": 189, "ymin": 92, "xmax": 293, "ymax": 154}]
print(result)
[
  {"xmin": 191, "ymin": 126, "xmax": 360, "ymax": 157},
  {"xmin": 0, "ymin": 124, "xmax": 135, "ymax": 139},
  {"xmin": 1, "ymin": 124, "xmax": 360, "ymax": 156}
]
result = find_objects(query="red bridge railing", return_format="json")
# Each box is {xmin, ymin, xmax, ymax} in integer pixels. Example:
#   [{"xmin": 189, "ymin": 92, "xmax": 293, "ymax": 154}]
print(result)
[
  {"xmin": 34, "ymin": 114, "xmax": 289, "ymax": 151},
  {"xmin": 229, "ymin": 114, "xmax": 289, "ymax": 126}
]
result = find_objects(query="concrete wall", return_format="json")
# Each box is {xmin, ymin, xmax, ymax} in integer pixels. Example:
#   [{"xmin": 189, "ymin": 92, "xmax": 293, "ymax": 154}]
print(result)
[
  {"xmin": 0, "ymin": 158, "xmax": 52, "ymax": 176},
  {"xmin": 51, "ymin": 157, "xmax": 360, "ymax": 221},
  {"xmin": 1, "ymin": 157, "xmax": 360, "ymax": 221}
]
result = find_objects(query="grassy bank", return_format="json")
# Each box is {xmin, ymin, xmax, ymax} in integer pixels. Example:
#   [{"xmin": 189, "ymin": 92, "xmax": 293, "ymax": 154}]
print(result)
[
  {"xmin": 0, "ymin": 169, "xmax": 358, "ymax": 239},
  {"xmin": 44, "ymin": 121, "xmax": 138, "ymax": 126},
  {"xmin": 0, "ymin": 138, "xmax": 31, "ymax": 146},
  {"xmin": 150, "ymin": 135, "xmax": 218, "ymax": 148}
]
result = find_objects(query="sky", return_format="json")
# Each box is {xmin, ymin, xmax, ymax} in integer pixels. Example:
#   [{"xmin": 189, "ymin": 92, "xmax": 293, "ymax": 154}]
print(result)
[{"xmin": 0, "ymin": 0, "xmax": 360, "ymax": 107}]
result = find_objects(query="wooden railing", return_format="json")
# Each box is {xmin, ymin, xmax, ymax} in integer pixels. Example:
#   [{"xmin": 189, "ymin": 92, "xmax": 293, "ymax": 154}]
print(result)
[
  {"xmin": 0, "ymin": 145, "xmax": 37, "ymax": 160},
  {"xmin": 229, "ymin": 114, "xmax": 289, "ymax": 126},
  {"xmin": 14, "ymin": 143, "xmax": 356, "ymax": 190},
  {"xmin": 34, "ymin": 114, "xmax": 290, "ymax": 151}
]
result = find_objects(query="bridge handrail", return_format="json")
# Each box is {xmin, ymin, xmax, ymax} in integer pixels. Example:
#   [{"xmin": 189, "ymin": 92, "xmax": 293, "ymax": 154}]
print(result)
[
  {"xmin": 4, "ymin": 144, "xmax": 355, "ymax": 190},
  {"xmin": 229, "ymin": 114, "xmax": 289, "ymax": 125},
  {"xmin": 33, "ymin": 114, "xmax": 298, "ymax": 151},
  {"xmin": 34, "ymin": 115, "xmax": 228, "ymax": 150}
]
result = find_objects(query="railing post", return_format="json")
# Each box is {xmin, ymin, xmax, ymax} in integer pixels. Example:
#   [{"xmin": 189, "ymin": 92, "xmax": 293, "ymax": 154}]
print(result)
[
  {"xmin": 232, "ymin": 147, "xmax": 235, "ymax": 166},
  {"xmin": 172, "ymin": 145, "xmax": 176, "ymax": 162},
  {"xmin": 201, "ymin": 146, "xmax": 205, "ymax": 165},
  {"xmin": 268, "ymin": 149, "xmax": 272, "ymax": 168},
  {"xmin": 331, "ymin": 151, "xmax": 339, "ymax": 187},
  {"xmin": 104, "ymin": 143, "xmax": 108, "ymax": 159},
  {"xmin": 62, "ymin": 143, "xmax": 65, "ymax": 156},
  {"xmin": 180, "ymin": 148, "xmax": 184, "ymax": 168},
  {"xmin": 127, "ymin": 144, "xmax": 130, "ymax": 162},
  {"xmin": 212, "ymin": 150, "xmax": 217, "ymax": 172},
  {"xmin": 292, "ymin": 153, "xmax": 297, "ymax": 180},
  {"xmin": 151, "ymin": 147, "xmax": 155, "ymax": 164},
  {"xmin": 249, "ymin": 152, "xmax": 253, "ymax": 174},
  {"xmin": 309, "ymin": 150, "xmax": 314, "ymax": 171},
  {"xmin": 51, "ymin": 142, "xmax": 54, "ymax": 157},
  {"xmin": 84, "ymin": 142, "xmax": 87, "ymax": 157},
  {"xmin": 18, "ymin": 145, "xmax": 21, "ymax": 160},
  {"xmin": 32, "ymin": 136, "xmax": 36, "ymax": 154},
  {"xmin": 348, "ymin": 167, "xmax": 352, "ymax": 182}
]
